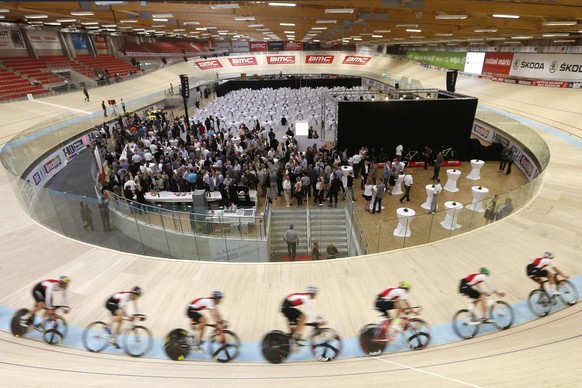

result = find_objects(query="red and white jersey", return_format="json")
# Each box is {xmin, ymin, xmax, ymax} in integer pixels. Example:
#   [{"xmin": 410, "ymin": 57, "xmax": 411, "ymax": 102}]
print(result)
[
  {"xmin": 284, "ymin": 293, "xmax": 318, "ymax": 321},
  {"xmin": 188, "ymin": 297, "xmax": 216, "ymax": 311},
  {"xmin": 111, "ymin": 291, "xmax": 139, "ymax": 316},
  {"xmin": 531, "ymin": 257, "xmax": 554, "ymax": 270},
  {"xmin": 379, "ymin": 287, "xmax": 408, "ymax": 301},
  {"xmin": 39, "ymin": 279, "xmax": 65, "ymax": 309},
  {"xmin": 464, "ymin": 273, "xmax": 495, "ymax": 293}
]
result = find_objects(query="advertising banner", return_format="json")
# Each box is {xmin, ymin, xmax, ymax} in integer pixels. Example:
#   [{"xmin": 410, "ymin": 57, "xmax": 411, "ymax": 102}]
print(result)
[
  {"xmin": 509, "ymin": 53, "xmax": 582, "ymax": 81},
  {"xmin": 232, "ymin": 40, "xmax": 250, "ymax": 53},
  {"xmin": 70, "ymin": 33, "xmax": 87, "ymax": 50},
  {"xmin": 406, "ymin": 51, "xmax": 466, "ymax": 70},
  {"xmin": 227, "ymin": 57, "xmax": 258, "ymax": 66},
  {"xmin": 464, "ymin": 52, "xmax": 486, "ymax": 75},
  {"xmin": 303, "ymin": 42, "xmax": 321, "ymax": 51},
  {"xmin": 213, "ymin": 41, "xmax": 231, "ymax": 51},
  {"xmin": 28, "ymin": 30, "xmax": 61, "ymax": 50},
  {"xmin": 94, "ymin": 35, "xmax": 108, "ymax": 50},
  {"xmin": 249, "ymin": 41, "xmax": 267, "ymax": 52},
  {"xmin": 305, "ymin": 55, "xmax": 335, "ymax": 64},
  {"xmin": 482, "ymin": 52, "xmax": 513, "ymax": 75},
  {"xmin": 0, "ymin": 28, "xmax": 26, "ymax": 50},
  {"xmin": 268, "ymin": 41, "xmax": 284, "ymax": 51},
  {"xmin": 284, "ymin": 40, "xmax": 302, "ymax": 51},
  {"xmin": 194, "ymin": 59, "xmax": 223, "ymax": 70},
  {"xmin": 266, "ymin": 55, "xmax": 295, "ymax": 65},
  {"xmin": 342, "ymin": 55, "xmax": 371, "ymax": 65}
]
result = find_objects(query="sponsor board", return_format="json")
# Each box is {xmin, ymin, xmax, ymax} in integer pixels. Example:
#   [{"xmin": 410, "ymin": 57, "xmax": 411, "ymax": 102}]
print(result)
[
  {"xmin": 342, "ymin": 55, "xmax": 371, "ymax": 65},
  {"xmin": 194, "ymin": 59, "xmax": 223, "ymax": 70},
  {"xmin": 406, "ymin": 51, "xmax": 466, "ymax": 70},
  {"xmin": 268, "ymin": 41, "xmax": 284, "ymax": 51},
  {"xmin": 0, "ymin": 28, "xmax": 25, "ymax": 49},
  {"xmin": 305, "ymin": 55, "xmax": 334, "ymax": 64},
  {"xmin": 284, "ymin": 40, "xmax": 303, "ymax": 51},
  {"xmin": 28, "ymin": 30, "xmax": 61, "ymax": 50},
  {"xmin": 249, "ymin": 41, "xmax": 267, "ymax": 52},
  {"xmin": 94, "ymin": 35, "xmax": 108, "ymax": 50},
  {"xmin": 232, "ymin": 40, "xmax": 250, "ymax": 52},
  {"xmin": 482, "ymin": 52, "xmax": 513, "ymax": 75},
  {"xmin": 509, "ymin": 53, "xmax": 582, "ymax": 81},
  {"xmin": 478, "ymin": 74, "xmax": 571, "ymax": 88},
  {"xmin": 71, "ymin": 33, "xmax": 87, "ymax": 50},
  {"xmin": 228, "ymin": 57, "xmax": 258, "ymax": 66},
  {"xmin": 266, "ymin": 55, "xmax": 295, "ymax": 64},
  {"xmin": 472, "ymin": 122, "xmax": 493, "ymax": 143}
]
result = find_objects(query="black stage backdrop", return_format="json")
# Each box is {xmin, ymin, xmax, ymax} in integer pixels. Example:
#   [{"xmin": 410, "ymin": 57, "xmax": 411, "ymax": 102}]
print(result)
[
  {"xmin": 337, "ymin": 97, "xmax": 478, "ymax": 161},
  {"xmin": 215, "ymin": 77, "xmax": 361, "ymax": 97}
]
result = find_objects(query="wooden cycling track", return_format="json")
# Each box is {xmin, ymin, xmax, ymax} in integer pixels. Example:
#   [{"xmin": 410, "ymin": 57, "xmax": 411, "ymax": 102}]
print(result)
[{"xmin": 0, "ymin": 57, "xmax": 581, "ymax": 387}]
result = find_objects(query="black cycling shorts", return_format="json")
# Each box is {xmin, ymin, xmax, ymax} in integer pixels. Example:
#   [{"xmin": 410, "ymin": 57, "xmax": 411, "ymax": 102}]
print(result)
[
  {"xmin": 281, "ymin": 300, "xmax": 301, "ymax": 323},
  {"xmin": 105, "ymin": 297, "xmax": 120, "ymax": 315},
  {"xmin": 526, "ymin": 263, "xmax": 548, "ymax": 279},
  {"xmin": 186, "ymin": 306, "xmax": 203, "ymax": 323},
  {"xmin": 375, "ymin": 296, "xmax": 395, "ymax": 317},
  {"xmin": 459, "ymin": 279, "xmax": 481, "ymax": 300},
  {"xmin": 32, "ymin": 283, "xmax": 46, "ymax": 303}
]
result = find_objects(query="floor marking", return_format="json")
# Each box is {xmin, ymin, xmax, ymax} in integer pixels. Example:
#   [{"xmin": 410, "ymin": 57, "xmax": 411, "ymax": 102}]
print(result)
[
  {"xmin": 29, "ymin": 99, "xmax": 92, "ymax": 115},
  {"xmin": 373, "ymin": 357, "xmax": 482, "ymax": 387}
]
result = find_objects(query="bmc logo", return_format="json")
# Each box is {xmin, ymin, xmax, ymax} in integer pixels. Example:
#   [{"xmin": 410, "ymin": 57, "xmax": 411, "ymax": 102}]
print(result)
[
  {"xmin": 342, "ymin": 56, "xmax": 371, "ymax": 65},
  {"xmin": 267, "ymin": 56, "xmax": 296, "ymax": 64},
  {"xmin": 250, "ymin": 41, "xmax": 267, "ymax": 51},
  {"xmin": 194, "ymin": 59, "xmax": 223, "ymax": 70},
  {"xmin": 228, "ymin": 57, "xmax": 258, "ymax": 66},
  {"xmin": 305, "ymin": 55, "xmax": 334, "ymax": 64},
  {"xmin": 285, "ymin": 41, "xmax": 303, "ymax": 50}
]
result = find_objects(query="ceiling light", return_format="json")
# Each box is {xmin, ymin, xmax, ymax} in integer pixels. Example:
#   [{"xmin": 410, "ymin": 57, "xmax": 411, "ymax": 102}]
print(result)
[
  {"xmin": 396, "ymin": 24, "xmax": 418, "ymax": 28},
  {"xmin": 505, "ymin": 41, "xmax": 521, "ymax": 44},
  {"xmin": 152, "ymin": 18, "xmax": 167, "ymax": 22},
  {"xmin": 95, "ymin": 1, "xmax": 127, "ymax": 5},
  {"xmin": 120, "ymin": 19, "xmax": 139, "ymax": 23},
  {"xmin": 372, "ymin": 35, "xmax": 383, "ymax": 38},
  {"xmin": 543, "ymin": 33, "xmax": 570, "ymax": 37},
  {"xmin": 312, "ymin": 27, "xmax": 327, "ymax": 30},
  {"xmin": 210, "ymin": 3, "xmax": 240, "ymax": 9},
  {"xmin": 257, "ymin": 28, "xmax": 269, "ymax": 31},
  {"xmin": 81, "ymin": 21, "xmax": 99, "ymax": 25},
  {"xmin": 492, "ymin": 14, "xmax": 520, "ymax": 19},
  {"xmin": 435, "ymin": 33, "xmax": 453, "ymax": 36},
  {"xmin": 174, "ymin": 28, "xmax": 185, "ymax": 32},
  {"xmin": 219, "ymin": 32, "xmax": 228, "ymax": 35},
  {"xmin": 132, "ymin": 28, "xmax": 144, "ymax": 31},
  {"xmin": 44, "ymin": 22, "xmax": 62, "ymax": 26},
  {"xmin": 374, "ymin": 29, "xmax": 391, "ymax": 33},
  {"xmin": 474, "ymin": 28, "xmax": 498, "ymax": 32},
  {"xmin": 353, "ymin": 37, "xmax": 362, "ymax": 41},
  {"xmin": 306, "ymin": 33, "xmax": 317, "ymax": 36},
  {"xmin": 283, "ymin": 30, "xmax": 295, "ymax": 34},
  {"xmin": 28, "ymin": 21, "xmax": 44, "ymax": 24},
  {"xmin": 511, "ymin": 35, "xmax": 533, "ymax": 39},
  {"xmin": 542, "ymin": 20, "xmax": 577, "ymax": 26},
  {"xmin": 248, "ymin": 24, "xmax": 263, "ymax": 27},
  {"xmin": 151, "ymin": 24, "xmax": 165, "ymax": 27},
  {"xmin": 152, "ymin": 13, "xmax": 173, "ymax": 18},
  {"xmin": 0, "ymin": 9, "xmax": 10, "ymax": 13},
  {"xmin": 85, "ymin": 26, "xmax": 99, "ymax": 29},
  {"xmin": 57, "ymin": 18, "xmax": 77, "ymax": 23},
  {"xmin": 325, "ymin": 8, "xmax": 354, "ymax": 13},
  {"xmin": 262, "ymin": 32, "xmax": 272, "ymax": 34},
  {"xmin": 435, "ymin": 15, "xmax": 467, "ymax": 20},
  {"xmin": 235, "ymin": 16, "xmax": 255, "ymax": 21},
  {"xmin": 25, "ymin": 14, "xmax": 48, "ymax": 19},
  {"xmin": 316, "ymin": 20, "xmax": 337, "ymax": 24},
  {"xmin": 392, "ymin": 37, "xmax": 405, "ymax": 41},
  {"xmin": 196, "ymin": 27, "xmax": 207, "ymax": 31},
  {"xmin": 183, "ymin": 21, "xmax": 200, "ymax": 25},
  {"xmin": 280, "ymin": 23, "xmax": 295, "ymax": 26},
  {"xmin": 269, "ymin": 2, "xmax": 296, "ymax": 6},
  {"xmin": 71, "ymin": 11, "xmax": 94, "ymax": 16},
  {"xmin": 554, "ymin": 39, "xmax": 576, "ymax": 43},
  {"xmin": 406, "ymin": 29, "xmax": 421, "ymax": 32}
]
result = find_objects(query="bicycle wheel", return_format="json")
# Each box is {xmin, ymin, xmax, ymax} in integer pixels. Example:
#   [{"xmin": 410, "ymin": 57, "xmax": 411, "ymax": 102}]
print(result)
[
  {"xmin": 208, "ymin": 329, "xmax": 241, "ymax": 363},
  {"xmin": 490, "ymin": 301, "xmax": 514, "ymax": 330},
  {"xmin": 310, "ymin": 327, "xmax": 342, "ymax": 362},
  {"xmin": 358, "ymin": 324, "xmax": 388, "ymax": 356},
  {"xmin": 557, "ymin": 280, "xmax": 578, "ymax": 306},
  {"xmin": 122, "ymin": 325, "xmax": 153, "ymax": 357},
  {"xmin": 451, "ymin": 309, "xmax": 479, "ymax": 339},
  {"xmin": 42, "ymin": 329, "xmax": 63, "ymax": 345},
  {"xmin": 10, "ymin": 308, "xmax": 32, "ymax": 338},
  {"xmin": 163, "ymin": 328, "xmax": 190, "ymax": 361},
  {"xmin": 407, "ymin": 318, "xmax": 431, "ymax": 335},
  {"xmin": 41, "ymin": 316, "xmax": 68, "ymax": 339},
  {"xmin": 82, "ymin": 321, "xmax": 110, "ymax": 353},
  {"xmin": 406, "ymin": 332, "xmax": 431, "ymax": 350},
  {"xmin": 527, "ymin": 290, "xmax": 552, "ymax": 317},
  {"xmin": 261, "ymin": 331, "xmax": 291, "ymax": 364}
]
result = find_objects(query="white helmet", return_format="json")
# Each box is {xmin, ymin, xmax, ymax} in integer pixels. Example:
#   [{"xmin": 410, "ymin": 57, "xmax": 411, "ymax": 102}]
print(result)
[
  {"xmin": 543, "ymin": 251, "xmax": 554, "ymax": 259},
  {"xmin": 306, "ymin": 285, "xmax": 319, "ymax": 294}
]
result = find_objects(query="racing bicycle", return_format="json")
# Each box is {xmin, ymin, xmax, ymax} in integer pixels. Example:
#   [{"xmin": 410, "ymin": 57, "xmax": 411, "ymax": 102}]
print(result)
[
  {"xmin": 261, "ymin": 321, "xmax": 342, "ymax": 364},
  {"xmin": 527, "ymin": 274, "xmax": 578, "ymax": 317},
  {"xmin": 359, "ymin": 306, "xmax": 431, "ymax": 356},
  {"xmin": 452, "ymin": 294, "xmax": 514, "ymax": 339},
  {"xmin": 11, "ymin": 306, "xmax": 69, "ymax": 345},
  {"xmin": 163, "ymin": 321, "xmax": 241, "ymax": 363},
  {"xmin": 82, "ymin": 313, "xmax": 153, "ymax": 357}
]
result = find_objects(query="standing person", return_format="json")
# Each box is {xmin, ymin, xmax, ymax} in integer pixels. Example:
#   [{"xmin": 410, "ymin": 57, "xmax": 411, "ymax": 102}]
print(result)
[
  {"xmin": 80, "ymin": 202, "xmax": 95, "ymax": 231},
  {"xmin": 328, "ymin": 173, "xmax": 341, "ymax": 208},
  {"xmin": 121, "ymin": 98, "xmax": 126, "ymax": 114},
  {"xmin": 294, "ymin": 176, "xmax": 303, "ymax": 207},
  {"xmin": 369, "ymin": 160, "xmax": 378, "ymax": 184},
  {"xmin": 268, "ymin": 170, "xmax": 278, "ymax": 200},
  {"xmin": 432, "ymin": 151, "xmax": 443, "ymax": 180},
  {"xmin": 422, "ymin": 145, "xmax": 432, "ymax": 170},
  {"xmin": 499, "ymin": 146, "xmax": 510, "ymax": 173},
  {"xmin": 83, "ymin": 87, "xmax": 90, "ymax": 102},
  {"xmin": 98, "ymin": 196, "xmax": 111, "ymax": 232},
  {"xmin": 362, "ymin": 179, "xmax": 374, "ymax": 211},
  {"xmin": 459, "ymin": 268, "xmax": 505, "ymax": 323},
  {"xmin": 311, "ymin": 241, "xmax": 321, "ymax": 261},
  {"xmin": 283, "ymin": 224, "xmax": 299, "ymax": 261},
  {"xmin": 496, "ymin": 198, "xmax": 513, "ymax": 220},
  {"xmin": 399, "ymin": 171, "xmax": 413, "ymax": 203},
  {"xmin": 352, "ymin": 152, "xmax": 361, "ymax": 179},
  {"xmin": 360, "ymin": 160, "xmax": 370, "ymax": 190},
  {"xmin": 346, "ymin": 171, "xmax": 355, "ymax": 202},
  {"xmin": 395, "ymin": 144, "xmax": 404, "ymax": 162},
  {"xmin": 169, "ymin": 83, "xmax": 174, "ymax": 95},
  {"xmin": 484, "ymin": 195, "xmax": 499, "ymax": 224},
  {"xmin": 505, "ymin": 148, "xmax": 515, "ymax": 175},
  {"xmin": 371, "ymin": 181, "xmax": 386, "ymax": 214},
  {"xmin": 282, "ymin": 175, "xmax": 292, "ymax": 207},
  {"xmin": 326, "ymin": 243, "xmax": 339, "ymax": 259},
  {"xmin": 429, "ymin": 179, "xmax": 442, "ymax": 214},
  {"xmin": 315, "ymin": 176, "xmax": 325, "ymax": 207},
  {"xmin": 101, "ymin": 100, "xmax": 108, "ymax": 117}
]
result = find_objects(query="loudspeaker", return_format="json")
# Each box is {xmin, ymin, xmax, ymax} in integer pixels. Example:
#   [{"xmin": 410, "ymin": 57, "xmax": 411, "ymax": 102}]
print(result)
[
  {"xmin": 394, "ymin": 82, "xmax": 399, "ymax": 89},
  {"xmin": 446, "ymin": 70, "xmax": 458, "ymax": 93}
]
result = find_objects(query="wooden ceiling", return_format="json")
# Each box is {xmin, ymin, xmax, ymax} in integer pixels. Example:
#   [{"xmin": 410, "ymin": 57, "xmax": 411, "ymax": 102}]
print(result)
[{"xmin": 1, "ymin": 1, "xmax": 581, "ymax": 46}]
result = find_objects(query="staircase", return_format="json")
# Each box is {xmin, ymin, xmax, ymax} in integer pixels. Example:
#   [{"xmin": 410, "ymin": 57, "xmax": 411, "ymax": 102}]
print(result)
[
  {"xmin": 309, "ymin": 208, "xmax": 349, "ymax": 258},
  {"xmin": 269, "ymin": 207, "xmax": 350, "ymax": 261}
]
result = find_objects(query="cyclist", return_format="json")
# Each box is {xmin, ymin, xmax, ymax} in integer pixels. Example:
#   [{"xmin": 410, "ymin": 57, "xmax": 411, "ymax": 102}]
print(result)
[
  {"xmin": 459, "ymin": 268, "xmax": 506, "ymax": 322},
  {"xmin": 21, "ymin": 276, "xmax": 71, "ymax": 328},
  {"xmin": 186, "ymin": 291, "xmax": 224, "ymax": 349},
  {"xmin": 281, "ymin": 285, "xmax": 324, "ymax": 346},
  {"xmin": 526, "ymin": 252, "xmax": 569, "ymax": 296},
  {"xmin": 105, "ymin": 286, "xmax": 142, "ymax": 344},
  {"xmin": 374, "ymin": 281, "xmax": 412, "ymax": 341}
]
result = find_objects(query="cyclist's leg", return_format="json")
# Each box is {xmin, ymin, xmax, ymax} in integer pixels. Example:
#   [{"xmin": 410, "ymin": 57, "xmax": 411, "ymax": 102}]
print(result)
[
  {"xmin": 197, "ymin": 315, "xmax": 207, "ymax": 343},
  {"xmin": 105, "ymin": 299, "xmax": 123, "ymax": 335},
  {"xmin": 477, "ymin": 292, "xmax": 487, "ymax": 318},
  {"xmin": 187, "ymin": 307, "xmax": 203, "ymax": 342}
]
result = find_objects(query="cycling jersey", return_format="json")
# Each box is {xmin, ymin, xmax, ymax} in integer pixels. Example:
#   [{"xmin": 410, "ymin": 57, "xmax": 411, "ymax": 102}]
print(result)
[
  {"xmin": 108, "ymin": 292, "xmax": 139, "ymax": 317},
  {"xmin": 33, "ymin": 279, "xmax": 66, "ymax": 309},
  {"xmin": 379, "ymin": 287, "xmax": 408, "ymax": 301},
  {"xmin": 530, "ymin": 257, "xmax": 554, "ymax": 269},
  {"xmin": 282, "ymin": 293, "xmax": 317, "ymax": 321},
  {"xmin": 463, "ymin": 273, "xmax": 496, "ymax": 293},
  {"xmin": 188, "ymin": 297, "xmax": 216, "ymax": 311}
]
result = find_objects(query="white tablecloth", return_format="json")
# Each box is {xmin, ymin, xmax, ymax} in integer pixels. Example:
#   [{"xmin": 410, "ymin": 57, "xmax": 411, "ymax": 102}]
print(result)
[
  {"xmin": 421, "ymin": 184, "xmax": 436, "ymax": 210},
  {"xmin": 467, "ymin": 159, "xmax": 485, "ymax": 181},
  {"xmin": 466, "ymin": 186, "xmax": 489, "ymax": 212},
  {"xmin": 444, "ymin": 169, "xmax": 462, "ymax": 192},
  {"xmin": 394, "ymin": 207, "xmax": 415, "ymax": 237},
  {"xmin": 391, "ymin": 174, "xmax": 405, "ymax": 196},
  {"xmin": 441, "ymin": 201, "xmax": 463, "ymax": 230}
]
